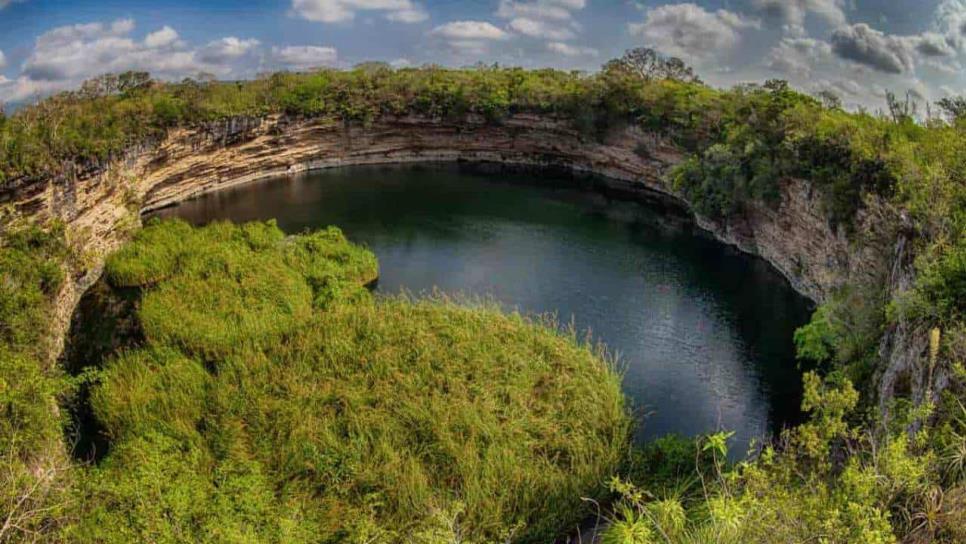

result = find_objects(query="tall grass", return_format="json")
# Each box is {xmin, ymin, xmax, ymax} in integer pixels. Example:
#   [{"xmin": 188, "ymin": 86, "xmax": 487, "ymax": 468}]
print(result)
[{"xmin": 72, "ymin": 219, "xmax": 630, "ymax": 542}]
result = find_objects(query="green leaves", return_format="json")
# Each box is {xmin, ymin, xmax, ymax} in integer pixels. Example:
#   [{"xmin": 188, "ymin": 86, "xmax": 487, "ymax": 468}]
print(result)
[{"xmin": 702, "ymin": 431, "xmax": 736, "ymax": 460}]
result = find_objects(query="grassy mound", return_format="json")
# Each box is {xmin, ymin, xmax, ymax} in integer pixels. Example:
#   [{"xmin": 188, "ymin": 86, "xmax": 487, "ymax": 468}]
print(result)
[{"xmin": 74, "ymin": 219, "xmax": 629, "ymax": 543}]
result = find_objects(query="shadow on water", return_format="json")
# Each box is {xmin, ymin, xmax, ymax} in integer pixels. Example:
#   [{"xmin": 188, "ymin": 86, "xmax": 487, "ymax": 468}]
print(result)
[{"xmin": 134, "ymin": 162, "xmax": 814, "ymax": 454}]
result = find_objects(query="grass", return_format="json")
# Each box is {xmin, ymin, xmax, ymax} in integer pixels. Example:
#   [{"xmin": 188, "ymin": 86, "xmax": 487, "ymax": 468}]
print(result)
[{"xmin": 69, "ymin": 219, "xmax": 630, "ymax": 543}]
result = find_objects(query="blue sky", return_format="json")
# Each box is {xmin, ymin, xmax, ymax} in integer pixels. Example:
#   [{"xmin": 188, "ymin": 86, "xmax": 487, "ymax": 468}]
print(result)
[{"xmin": 0, "ymin": 0, "xmax": 964, "ymax": 109}]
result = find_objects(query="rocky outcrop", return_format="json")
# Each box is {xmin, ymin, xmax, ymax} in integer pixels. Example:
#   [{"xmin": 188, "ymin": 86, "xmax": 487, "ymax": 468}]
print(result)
[
  {"xmin": 873, "ymin": 219, "xmax": 943, "ymax": 420},
  {"xmin": 694, "ymin": 179, "xmax": 897, "ymax": 303},
  {"xmin": 1, "ymin": 111, "xmax": 918, "ymax": 404}
]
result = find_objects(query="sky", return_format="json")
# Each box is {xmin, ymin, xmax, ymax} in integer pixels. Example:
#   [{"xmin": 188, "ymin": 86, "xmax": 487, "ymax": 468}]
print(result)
[{"xmin": 0, "ymin": 0, "xmax": 963, "ymax": 109}]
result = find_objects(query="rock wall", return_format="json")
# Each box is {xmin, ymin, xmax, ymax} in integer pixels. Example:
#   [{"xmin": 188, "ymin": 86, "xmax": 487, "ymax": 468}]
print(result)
[{"xmin": 2, "ymin": 113, "xmax": 893, "ymax": 301}]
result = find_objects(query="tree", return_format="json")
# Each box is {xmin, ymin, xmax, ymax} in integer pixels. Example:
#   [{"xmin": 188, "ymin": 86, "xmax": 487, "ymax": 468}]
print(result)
[
  {"xmin": 353, "ymin": 61, "xmax": 393, "ymax": 74},
  {"xmin": 816, "ymin": 90, "xmax": 843, "ymax": 110},
  {"xmin": 117, "ymin": 70, "xmax": 152, "ymax": 93},
  {"xmin": 937, "ymin": 96, "xmax": 966, "ymax": 123},
  {"xmin": 885, "ymin": 91, "xmax": 917, "ymax": 124},
  {"xmin": 78, "ymin": 71, "xmax": 152, "ymax": 98},
  {"xmin": 603, "ymin": 48, "xmax": 701, "ymax": 83}
]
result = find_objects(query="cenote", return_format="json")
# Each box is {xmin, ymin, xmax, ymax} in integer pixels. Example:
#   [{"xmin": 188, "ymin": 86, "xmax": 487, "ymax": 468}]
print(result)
[{"xmin": 150, "ymin": 163, "xmax": 813, "ymax": 450}]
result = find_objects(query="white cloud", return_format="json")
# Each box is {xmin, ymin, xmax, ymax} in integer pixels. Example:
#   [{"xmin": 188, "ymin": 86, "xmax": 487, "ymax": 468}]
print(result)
[
  {"xmin": 431, "ymin": 21, "xmax": 509, "ymax": 41},
  {"xmin": 429, "ymin": 21, "xmax": 510, "ymax": 57},
  {"xmin": 197, "ymin": 37, "xmax": 260, "ymax": 64},
  {"xmin": 3, "ymin": 19, "xmax": 262, "ymax": 103},
  {"xmin": 270, "ymin": 45, "xmax": 338, "ymax": 69},
  {"xmin": 390, "ymin": 57, "xmax": 412, "ymax": 68},
  {"xmin": 546, "ymin": 41, "xmax": 597, "ymax": 57},
  {"xmin": 499, "ymin": 0, "xmax": 587, "ymax": 41},
  {"xmin": 830, "ymin": 23, "xmax": 916, "ymax": 74},
  {"xmin": 496, "ymin": 0, "xmax": 585, "ymax": 22},
  {"xmin": 750, "ymin": 0, "xmax": 847, "ymax": 29},
  {"xmin": 23, "ymin": 20, "xmax": 145, "ymax": 81},
  {"xmin": 922, "ymin": 56, "xmax": 963, "ymax": 76},
  {"xmin": 914, "ymin": 31, "xmax": 956, "ymax": 57},
  {"xmin": 32, "ymin": 19, "xmax": 134, "ymax": 54},
  {"xmin": 291, "ymin": 0, "xmax": 427, "ymax": 24},
  {"xmin": 765, "ymin": 37, "xmax": 831, "ymax": 77},
  {"xmin": 0, "ymin": 76, "xmax": 64, "ymax": 104},
  {"xmin": 386, "ymin": 7, "xmax": 428, "ymax": 23},
  {"xmin": 629, "ymin": 3, "xmax": 759, "ymax": 61},
  {"xmin": 933, "ymin": 0, "xmax": 966, "ymax": 52},
  {"xmin": 144, "ymin": 26, "xmax": 179, "ymax": 48},
  {"xmin": 508, "ymin": 17, "xmax": 575, "ymax": 40},
  {"xmin": 0, "ymin": 50, "xmax": 6, "ymax": 70}
]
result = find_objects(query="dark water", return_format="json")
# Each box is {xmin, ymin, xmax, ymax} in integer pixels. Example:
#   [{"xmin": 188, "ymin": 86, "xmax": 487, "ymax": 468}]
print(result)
[{"xmin": 152, "ymin": 164, "xmax": 812, "ymax": 450}]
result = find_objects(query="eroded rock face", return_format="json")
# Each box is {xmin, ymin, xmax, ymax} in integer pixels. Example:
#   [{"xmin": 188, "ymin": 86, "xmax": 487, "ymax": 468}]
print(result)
[
  {"xmin": 694, "ymin": 179, "xmax": 897, "ymax": 302},
  {"xmin": 0, "ymin": 112, "xmax": 919, "ymax": 406}
]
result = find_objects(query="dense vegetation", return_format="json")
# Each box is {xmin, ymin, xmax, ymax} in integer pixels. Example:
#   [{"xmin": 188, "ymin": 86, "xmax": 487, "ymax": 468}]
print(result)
[
  {"xmin": 72, "ymin": 219, "xmax": 626, "ymax": 542},
  {"xmin": 0, "ymin": 223, "xmax": 75, "ymax": 541},
  {"xmin": 1, "ymin": 51, "xmax": 965, "ymax": 542}
]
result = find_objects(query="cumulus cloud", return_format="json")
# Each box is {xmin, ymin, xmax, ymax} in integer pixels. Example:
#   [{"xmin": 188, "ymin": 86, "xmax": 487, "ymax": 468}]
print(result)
[
  {"xmin": 2, "ymin": 19, "xmax": 262, "ymax": 103},
  {"xmin": 496, "ymin": 0, "xmax": 585, "ymax": 21},
  {"xmin": 546, "ymin": 41, "xmax": 597, "ymax": 57},
  {"xmin": 291, "ymin": 0, "xmax": 427, "ymax": 24},
  {"xmin": 197, "ymin": 37, "xmax": 260, "ymax": 64},
  {"xmin": 0, "ymin": 77, "xmax": 64, "ymax": 104},
  {"xmin": 498, "ymin": 0, "xmax": 582, "ymax": 38},
  {"xmin": 629, "ymin": 3, "xmax": 759, "ymax": 61},
  {"xmin": 933, "ymin": 0, "xmax": 966, "ymax": 52},
  {"xmin": 830, "ymin": 23, "xmax": 916, "ymax": 74},
  {"xmin": 23, "ymin": 19, "xmax": 148, "ymax": 81},
  {"xmin": 750, "ymin": 0, "xmax": 846, "ymax": 29},
  {"xmin": 144, "ymin": 26, "xmax": 179, "ymax": 48},
  {"xmin": 914, "ymin": 31, "xmax": 956, "ymax": 57},
  {"xmin": 430, "ymin": 21, "xmax": 510, "ymax": 56},
  {"xmin": 765, "ymin": 37, "xmax": 831, "ymax": 77},
  {"xmin": 270, "ymin": 45, "xmax": 338, "ymax": 70},
  {"xmin": 508, "ymin": 17, "xmax": 575, "ymax": 40},
  {"xmin": 386, "ymin": 6, "xmax": 428, "ymax": 23},
  {"xmin": 431, "ymin": 21, "xmax": 509, "ymax": 41},
  {"xmin": 922, "ymin": 56, "xmax": 963, "ymax": 76}
]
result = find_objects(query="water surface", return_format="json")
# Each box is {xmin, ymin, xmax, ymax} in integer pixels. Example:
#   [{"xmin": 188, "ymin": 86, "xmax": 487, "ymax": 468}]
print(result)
[{"xmin": 152, "ymin": 164, "xmax": 812, "ymax": 449}]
